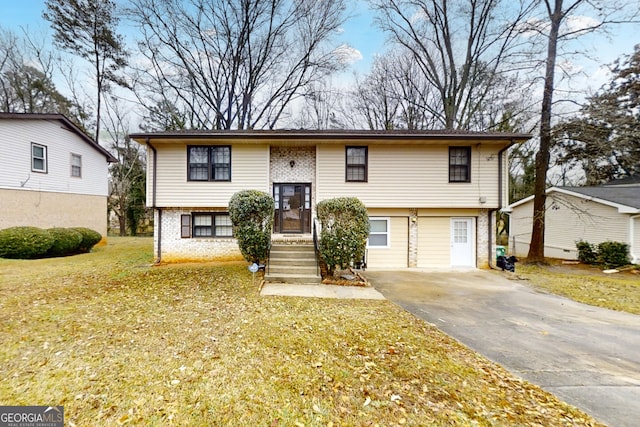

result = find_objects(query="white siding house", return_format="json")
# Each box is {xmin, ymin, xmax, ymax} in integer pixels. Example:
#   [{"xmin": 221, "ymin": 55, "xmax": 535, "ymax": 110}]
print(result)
[
  {"xmin": 0, "ymin": 113, "xmax": 117, "ymax": 237},
  {"xmin": 507, "ymin": 180, "xmax": 640, "ymax": 263},
  {"xmin": 130, "ymin": 130, "xmax": 530, "ymax": 268}
]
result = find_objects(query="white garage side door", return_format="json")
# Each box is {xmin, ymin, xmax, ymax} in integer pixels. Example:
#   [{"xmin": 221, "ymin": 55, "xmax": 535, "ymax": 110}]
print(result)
[{"xmin": 450, "ymin": 218, "xmax": 474, "ymax": 267}]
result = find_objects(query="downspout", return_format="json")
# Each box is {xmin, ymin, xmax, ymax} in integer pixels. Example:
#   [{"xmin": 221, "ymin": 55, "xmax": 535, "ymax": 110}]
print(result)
[
  {"xmin": 631, "ymin": 214, "xmax": 640, "ymax": 264},
  {"xmin": 146, "ymin": 138, "xmax": 162, "ymax": 264},
  {"xmin": 489, "ymin": 140, "xmax": 516, "ymax": 270}
]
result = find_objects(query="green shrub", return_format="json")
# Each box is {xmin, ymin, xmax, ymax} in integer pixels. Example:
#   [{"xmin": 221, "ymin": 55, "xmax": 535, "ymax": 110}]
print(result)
[
  {"xmin": 576, "ymin": 240, "xmax": 630, "ymax": 269},
  {"xmin": 317, "ymin": 197, "xmax": 369, "ymax": 276},
  {"xmin": 228, "ymin": 190, "xmax": 274, "ymax": 264},
  {"xmin": 0, "ymin": 226, "xmax": 54, "ymax": 259},
  {"xmin": 576, "ymin": 240, "xmax": 597, "ymax": 264},
  {"xmin": 46, "ymin": 227, "xmax": 83, "ymax": 257},
  {"xmin": 71, "ymin": 227, "xmax": 103, "ymax": 252},
  {"xmin": 597, "ymin": 241, "xmax": 629, "ymax": 269}
]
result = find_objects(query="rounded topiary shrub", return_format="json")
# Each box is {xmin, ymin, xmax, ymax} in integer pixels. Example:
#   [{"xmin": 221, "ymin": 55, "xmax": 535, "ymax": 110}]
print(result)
[
  {"xmin": 228, "ymin": 190, "xmax": 274, "ymax": 264},
  {"xmin": 71, "ymin": 227, "xmax": 103, "ymax": 253},
  {"xmin": 316, "ymin": 197, "xmax": 370, "ymax": 276},
  {"xmin": 0, "ymin": 226, "xmax": 55, "ymax": 259},
  {"xmin": 46, "ymin": 227, "xmax": 83, "ymax": 257}
]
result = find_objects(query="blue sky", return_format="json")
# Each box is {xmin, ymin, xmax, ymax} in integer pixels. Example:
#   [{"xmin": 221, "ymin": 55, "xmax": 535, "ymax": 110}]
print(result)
[
  {"xmin": 1, "ymin": 1, "xmax": 637, "ymax": 94},
  {"xmin": 0, "ymin": 0, "xmax": 385, "ymax": 75}
]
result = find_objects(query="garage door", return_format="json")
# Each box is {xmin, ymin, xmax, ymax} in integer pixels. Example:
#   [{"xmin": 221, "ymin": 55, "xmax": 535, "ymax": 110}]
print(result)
[{"xmin": 417, "ymin": 217, "xmax": 450, "ymax": 268}]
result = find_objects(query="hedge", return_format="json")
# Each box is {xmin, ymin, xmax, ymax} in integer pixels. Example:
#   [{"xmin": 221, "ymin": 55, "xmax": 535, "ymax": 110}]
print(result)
[
  {"xmin": 0, "ymin": 227, "xmax": 55, "ymax": 259},
  {"xmin": 0, "ymin": 226, "xmax": 102, "ymax": 259},
  {"xmin": 46, "ymin": 227, "xmax": 83, "ymax": 257},
  {"xmin": 575, "ymin": 240, "xmax": 630, "ymax": 269}
]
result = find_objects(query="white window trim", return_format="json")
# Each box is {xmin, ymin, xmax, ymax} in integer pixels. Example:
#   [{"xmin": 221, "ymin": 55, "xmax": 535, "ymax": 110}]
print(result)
[
  {"xmin": 367, "ymin": 217, "xmax": 391, "ymax": 249},
  {"xmin": 31, "ymin": 142, "xmax": 47, "ymax": 173},
  {"xmin": 71, "ymin": 153, "xmax": 82, "ymax": 177}
]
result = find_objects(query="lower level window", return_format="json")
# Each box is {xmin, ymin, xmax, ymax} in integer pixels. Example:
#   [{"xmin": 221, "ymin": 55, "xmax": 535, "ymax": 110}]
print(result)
[
  {"xmin": 368, "ymin": 217, "xmax": 389, "ymax": 247},
  {"xmin": 185, "ymin": 213, "xmax": 233, "ymax": 238}
]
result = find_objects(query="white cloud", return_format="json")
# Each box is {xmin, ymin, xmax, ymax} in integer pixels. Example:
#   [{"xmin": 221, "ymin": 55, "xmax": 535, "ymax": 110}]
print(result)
[
  {"xmin": 564, "ymin": 15, "xmax": 601, "ymax": 35},
  {"xmin": 333, "ymin": 44, "xmax": 363, "ymax": 65}
]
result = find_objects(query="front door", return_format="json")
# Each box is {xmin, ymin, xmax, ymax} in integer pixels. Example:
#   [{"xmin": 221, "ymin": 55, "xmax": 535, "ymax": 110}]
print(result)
[
  {"xmin": 450, "ymin": 218, "xmax": 474, "ymax": 267},
  {"xmin": 274, "ymin": 183, "xmax": 311, "ymax": 233}
]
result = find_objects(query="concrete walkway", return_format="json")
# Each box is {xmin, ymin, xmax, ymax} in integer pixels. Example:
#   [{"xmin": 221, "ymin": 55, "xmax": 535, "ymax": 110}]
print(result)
[
  {"xmin": 260, "ymin": 282, "xmax": 385, "ymax": 299},
  {"xmin": 364, "ymin": 269, "xmax": 640, "ymax": 427}
]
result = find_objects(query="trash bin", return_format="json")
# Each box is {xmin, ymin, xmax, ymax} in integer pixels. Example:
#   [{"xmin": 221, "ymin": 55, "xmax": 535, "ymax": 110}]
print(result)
[{"xmin": 496, "ymin": 245, "xmax": 506, "ymax": 260}]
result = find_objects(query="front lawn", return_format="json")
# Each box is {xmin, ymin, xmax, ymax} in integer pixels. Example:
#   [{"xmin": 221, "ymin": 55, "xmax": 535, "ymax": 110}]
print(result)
[
  {"xmin": 517, "ymin": 263, "xmax": 640, "ymax": 315},
  {"xmin": 0, "ymin": 237, "xmax": 602, "ymax": 426}
]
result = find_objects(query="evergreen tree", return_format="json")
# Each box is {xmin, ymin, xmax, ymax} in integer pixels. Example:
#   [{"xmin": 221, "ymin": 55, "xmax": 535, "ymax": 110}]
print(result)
[{"xmin": 43, "ymin": 0, "xmax": 128, "ymax": 141}]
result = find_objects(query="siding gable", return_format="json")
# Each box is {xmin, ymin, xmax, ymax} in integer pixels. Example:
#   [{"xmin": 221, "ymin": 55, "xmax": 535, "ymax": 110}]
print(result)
[{"xmin": 0, "ymin": 119, "xmax": 109, "ymax": 197}]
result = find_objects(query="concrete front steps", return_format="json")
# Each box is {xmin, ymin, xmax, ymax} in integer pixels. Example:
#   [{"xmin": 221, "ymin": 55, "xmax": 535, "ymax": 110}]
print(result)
[{"xmin": 265, "ymin": 240, "xmax": 321, "ymax": 284}]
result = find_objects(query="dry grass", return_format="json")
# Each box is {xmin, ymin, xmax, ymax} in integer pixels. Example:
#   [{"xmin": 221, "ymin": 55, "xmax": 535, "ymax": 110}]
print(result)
[
  {"xmin": 1, "ymin": 238, "xmax": 603, "ymax": 426},
  {"xmin": 517, "ymin": 263, "xmax": 640, "ymax": 315}
]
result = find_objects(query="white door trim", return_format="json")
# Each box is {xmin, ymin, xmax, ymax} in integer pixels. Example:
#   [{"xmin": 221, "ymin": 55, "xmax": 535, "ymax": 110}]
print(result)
[{"xmin": 450, "ymin": 217, "xmax": 475, "ymax": 267}]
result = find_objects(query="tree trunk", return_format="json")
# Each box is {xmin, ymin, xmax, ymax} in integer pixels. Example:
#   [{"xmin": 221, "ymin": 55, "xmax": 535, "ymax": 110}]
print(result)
[
  {"xmin": 118, "ymin": 212, "xmax": 126, "ymax": 237},
  {"xmin": 527, "ymin": 0, "xmax": 563, "ymax": 263}
]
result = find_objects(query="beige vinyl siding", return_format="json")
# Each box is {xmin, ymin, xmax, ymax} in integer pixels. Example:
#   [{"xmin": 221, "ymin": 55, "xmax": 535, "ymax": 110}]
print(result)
[
  {"xmin": 366, "ymin": 215, "xmax": 409, "ymax": 268},
  {"xmin": 316, "ymin": 143, "xmax": 503, "ymax": 208},
  {"xmin": 417, "ymin": 217, "xmax": 451, "ymax": 268},
  {"xmin": 152, "ymin": 143, "xmax": 270, "ymax": 207},
  {"xmin": 510, "ymin": 192, "xmax": 631, "ymax": 259}
]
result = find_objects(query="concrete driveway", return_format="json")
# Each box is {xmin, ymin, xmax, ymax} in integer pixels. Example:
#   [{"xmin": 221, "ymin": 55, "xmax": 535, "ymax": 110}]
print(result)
[{"xmin": 364, "ymin": 269, "xmax": 640, "ymax": 427}]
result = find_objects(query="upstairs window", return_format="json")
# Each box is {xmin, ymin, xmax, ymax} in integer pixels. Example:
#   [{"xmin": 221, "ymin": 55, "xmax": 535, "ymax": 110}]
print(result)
[
  {"xmin": 71, "ymin": 154, "xmax": 82, "ymax": 177},
  {"xmin": 32, "ymin": 143, "xmax": 47, "ymax": 173},
  {"xmin": 188, "ymin": 146, "xmax": 231, "ymax": 181},
  {"xmin": 346, "ymin": 146, "xmax": 367, "ymax": 182},
  {"xmin": 449, "ymin": 147, "xmax": 471, "ymax": 183}
]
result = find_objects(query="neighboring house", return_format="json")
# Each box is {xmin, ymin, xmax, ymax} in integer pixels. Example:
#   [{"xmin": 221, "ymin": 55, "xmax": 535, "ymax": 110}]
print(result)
[
  {"xmin": 130, "ymin": 129, "xmax": 530, "ymax": 269},
  {"xmin": 0, "ymin": 113, "xmax": 117, "ymax": 238},
  {"xmin": 506, "ymin": 179, "xmax": 640, "ymax": 263}
]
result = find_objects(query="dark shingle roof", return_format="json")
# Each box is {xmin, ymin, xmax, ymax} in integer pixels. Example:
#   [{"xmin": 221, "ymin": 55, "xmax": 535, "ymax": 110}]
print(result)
[
  {"xmin": 558, "ymin": 185, "xmax": 640, "ymax": 209},
  {"xmin": 129, "ymin": 128, "xmax": 532, "ymax": 143}
]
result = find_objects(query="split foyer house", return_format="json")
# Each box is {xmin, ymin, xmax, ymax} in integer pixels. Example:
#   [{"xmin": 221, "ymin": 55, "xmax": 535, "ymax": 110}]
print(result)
[
  {"xmin": 130, "ymin": 129, "xmax": 531, "ymax": 270},
  {"xmin": 0, "ymin": 113, "xmax": 117, "ymax": 237},
  {"xmin": 507, "ymin": 177, "xmax": 640, "ymax": 263}
]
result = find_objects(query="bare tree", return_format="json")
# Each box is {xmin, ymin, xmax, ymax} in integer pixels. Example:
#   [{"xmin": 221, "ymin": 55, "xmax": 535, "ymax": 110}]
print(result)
[
  {"xmin": 0, "ymin": 27, "xmax": 89, "ymax": 127},
  {"xmin": 127, "ymin": 0, "xmax": 348, "ymax": 130},
  {"xmin": 526, "ymin": 0, "xmax": 640, "ymax": 263},
  {"xmin": 369, "ymin": 0, "xmax": 535, "ymax": 130},
  {"xmin": 352, "ymin": 55, "xmax": 402, "ymax": 130},
  {"xmin": 104, "ymin": 96, "xmax": 147, "ymax": 236}
]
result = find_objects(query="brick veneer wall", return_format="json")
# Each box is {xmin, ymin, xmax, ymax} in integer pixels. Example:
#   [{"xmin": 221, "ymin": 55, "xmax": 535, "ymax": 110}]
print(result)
[
  {"xmin": 155, "ymin": 208, "xmax": 243, "ymax": 263},
  {"xmin": 270, "ymin": 145, "xmax": 316, "ymax": 209},
  {"xmin": 476, "ymin": 209, "xmax": 490, "ymax": 269}
]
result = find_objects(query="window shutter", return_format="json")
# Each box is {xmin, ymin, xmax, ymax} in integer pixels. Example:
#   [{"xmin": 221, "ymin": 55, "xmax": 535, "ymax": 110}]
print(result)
[{"xmin": 181, "ymin": 215, "xmax": 191, "ymax": 238}]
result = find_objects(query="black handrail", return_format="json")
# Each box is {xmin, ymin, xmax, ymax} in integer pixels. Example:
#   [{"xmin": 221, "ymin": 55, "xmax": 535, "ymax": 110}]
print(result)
[
  {"xmin": 312, "ymin": 219, "xmax": 320, "ymax": 276},
  {"xmin": 266, "ymin": 241, "xmax": 271, "ymax": 274}
]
